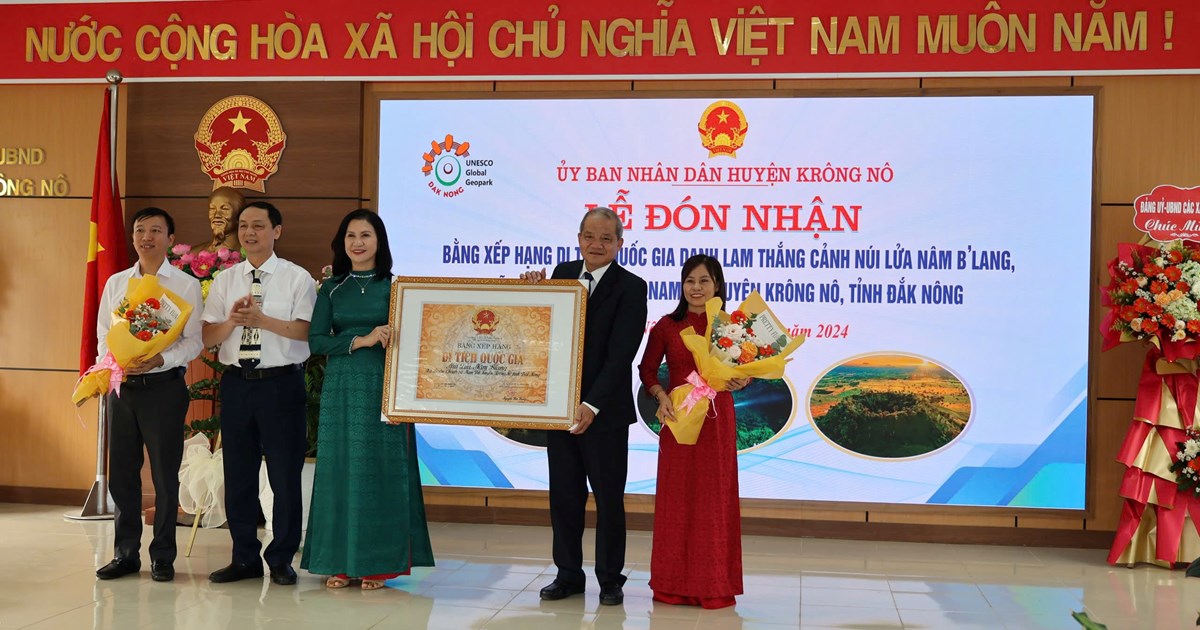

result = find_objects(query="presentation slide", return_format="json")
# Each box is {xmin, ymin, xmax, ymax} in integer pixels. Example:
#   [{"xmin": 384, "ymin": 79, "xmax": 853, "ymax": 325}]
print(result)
[{"xmin": 377, "ymin": 94, "xmax": 1093, "ymax": 509}]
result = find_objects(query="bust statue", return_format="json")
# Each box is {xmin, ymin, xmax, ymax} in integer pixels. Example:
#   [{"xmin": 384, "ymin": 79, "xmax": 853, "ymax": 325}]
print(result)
[{"xmin": 197, "ymin": 186, "xmax": 243, "ymax": 252}]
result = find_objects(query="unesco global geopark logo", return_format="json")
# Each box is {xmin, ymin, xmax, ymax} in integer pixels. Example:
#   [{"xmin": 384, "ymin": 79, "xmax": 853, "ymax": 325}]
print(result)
[{"xmin": 421, "ymin": 134, "xmax": 494, "ymax": 198}]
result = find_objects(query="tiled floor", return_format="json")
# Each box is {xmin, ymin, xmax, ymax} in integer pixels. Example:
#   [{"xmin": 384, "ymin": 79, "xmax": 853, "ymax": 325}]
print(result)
[{"xmin": 0, "ymin": 503, "xmax": 1195, "ymax": 629}]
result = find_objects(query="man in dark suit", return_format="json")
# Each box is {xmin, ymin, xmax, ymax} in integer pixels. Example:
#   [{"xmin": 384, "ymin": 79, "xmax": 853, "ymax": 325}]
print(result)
[{"xmin": 522, "ymin": 207, "xmax": 648, "ymax": 606}]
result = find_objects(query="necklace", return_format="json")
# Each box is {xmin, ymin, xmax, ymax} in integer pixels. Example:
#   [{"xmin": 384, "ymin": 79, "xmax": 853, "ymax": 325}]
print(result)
[{"xmin": 349, "ymin": 272, "xmax": 373, "ymax": 294}]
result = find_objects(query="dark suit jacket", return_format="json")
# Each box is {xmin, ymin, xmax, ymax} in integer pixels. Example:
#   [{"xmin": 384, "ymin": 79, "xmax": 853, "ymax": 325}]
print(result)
[{"xmin": 552, "ymin": 260, "xmax": 648, "ymax": 431}]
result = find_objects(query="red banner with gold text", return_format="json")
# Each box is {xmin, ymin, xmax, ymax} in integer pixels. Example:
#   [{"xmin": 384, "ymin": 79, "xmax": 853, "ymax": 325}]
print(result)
[{"xmin": 0, "ymin": 1, "xmax": 1196, "ymax": 83}]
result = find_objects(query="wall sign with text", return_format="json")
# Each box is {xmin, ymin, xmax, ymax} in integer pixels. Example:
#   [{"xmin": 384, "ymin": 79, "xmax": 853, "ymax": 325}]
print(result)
[{"xmin": 0, "ymin": 0, "xmax": 1195, "ymax": 82}]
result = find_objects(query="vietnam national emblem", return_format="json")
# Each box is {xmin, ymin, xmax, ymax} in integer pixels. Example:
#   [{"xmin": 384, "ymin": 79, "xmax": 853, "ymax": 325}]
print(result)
[
  {"xmin": 472, "ymin": 309, "xmax": 498, "ymax": 335},
  {"xmin": 194, "ymin": 95, "xmax": 286, "ymax": 192},
  {"xmin": 698, "ymin": 100, "xmax": 748, "ymax": 158}
]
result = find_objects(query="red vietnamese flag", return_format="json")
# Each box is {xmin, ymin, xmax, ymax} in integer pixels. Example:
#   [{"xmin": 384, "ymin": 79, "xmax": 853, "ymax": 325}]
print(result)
[{"xmin": 79, "ymin": 87, "xmax": 129, "ymax": 374}]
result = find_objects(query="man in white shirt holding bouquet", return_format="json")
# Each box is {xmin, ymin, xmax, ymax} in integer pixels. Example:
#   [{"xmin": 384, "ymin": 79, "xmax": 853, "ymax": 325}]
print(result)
[{"xmin": 94, "ymin": 207, "xmax": 203, "ymax": 583}]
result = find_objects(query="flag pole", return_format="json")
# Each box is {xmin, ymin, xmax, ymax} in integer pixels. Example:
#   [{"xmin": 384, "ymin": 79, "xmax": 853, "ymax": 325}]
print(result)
[
  {"xmin": 66, "ymin": 71, "xmax": 123, "ymax": 522},
  {"xmin": 108, "ymin": 69, "xmax": 120, "ymax": 191}
]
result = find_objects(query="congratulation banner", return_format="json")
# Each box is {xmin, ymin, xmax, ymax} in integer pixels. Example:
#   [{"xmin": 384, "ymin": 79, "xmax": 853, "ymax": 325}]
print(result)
[
  {"xmin": 377, "ymin": 94, "xmax": 1095, "ymax": 509},
  {"xmin": 1132, "ymin": 184, "xmax": 1200, "ymax": 241},
  {"xmin": 0, "ymin": 0, "xmax": 1195, "ymax": 82}
]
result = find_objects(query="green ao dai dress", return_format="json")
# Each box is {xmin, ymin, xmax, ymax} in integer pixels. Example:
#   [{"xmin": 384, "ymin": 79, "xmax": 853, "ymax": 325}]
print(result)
[{"xmin": 300, "ymin": 272, "xmax": 435, "ymax": 577}]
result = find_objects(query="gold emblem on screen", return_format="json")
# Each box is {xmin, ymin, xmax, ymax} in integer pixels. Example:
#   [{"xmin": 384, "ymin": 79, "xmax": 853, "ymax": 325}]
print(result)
[
  {"xmin": 698, "ymin": 100, "xmax": 748, "ymax": 158},
  {"xmin": 194, "ymin": 95, "xmax": 286, "ymax": 192}
]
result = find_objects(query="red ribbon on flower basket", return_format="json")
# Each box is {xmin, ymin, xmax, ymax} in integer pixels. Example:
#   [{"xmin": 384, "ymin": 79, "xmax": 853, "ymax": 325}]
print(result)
[{"xmin": 1103, "ymin": 239, "xmax": 1200, "ymax": 566}]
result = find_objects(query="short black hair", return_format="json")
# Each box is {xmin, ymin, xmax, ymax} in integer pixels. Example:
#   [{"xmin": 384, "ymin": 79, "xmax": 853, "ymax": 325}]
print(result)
[
  {"xmin": 238, "ymin": 200, "xmax": 282, "ymax": 227},
  {"xmin": 131, "ymin": 206, "xmax": 175, "ymax": 235},
  {"xmin": 330, "ymin": 208, "xmax": 393, "ymax": 281}
]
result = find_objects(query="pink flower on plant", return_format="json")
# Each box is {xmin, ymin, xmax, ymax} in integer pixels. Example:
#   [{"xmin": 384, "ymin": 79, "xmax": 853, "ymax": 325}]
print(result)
[
  {"xmin": 180, "ymin": 253, "xmax": 195, "ymax": 266},
  {"xmin": 190, "ymin": 250, "xmax": 219, "ymax": 278},
  {"xmin": 218, "ymin": 250, "xmax": 241, "ymax": 270},
  {"xmin": 189, "ymin": 259, "xmax": 211, "ymax": 277},
  {"xmin": 216, "ymin": 247, "xmax": 231, "ymax": 261},
  {"xmin": 170, "ymin": 243, "xmax": 192, "ymax": 257}
]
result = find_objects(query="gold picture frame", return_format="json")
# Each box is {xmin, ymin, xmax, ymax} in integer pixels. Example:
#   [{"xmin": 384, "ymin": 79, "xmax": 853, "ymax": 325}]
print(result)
[{"xmin": 383, "ymin": 276, "xmax": 586, "ymax": 430}]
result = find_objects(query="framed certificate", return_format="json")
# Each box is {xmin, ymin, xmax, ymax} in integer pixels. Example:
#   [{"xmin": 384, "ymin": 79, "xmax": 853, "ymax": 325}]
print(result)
[{"xmin": 383, "ymin": 276, "xmax": 586, "ymax": 429}]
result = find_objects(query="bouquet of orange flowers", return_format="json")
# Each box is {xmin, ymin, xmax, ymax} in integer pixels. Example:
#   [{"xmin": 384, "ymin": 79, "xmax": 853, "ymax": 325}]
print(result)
[
  {"xmin": 71, "ymin": 275, "xmax": 194, "ymax": 406},
  {"xmin": 662, "ymin": 291, "xmax": 804, "ymax": 444},
  {"xmin": 1101, "ymin": 240, "xmax": 1200, "ymax": 361}
]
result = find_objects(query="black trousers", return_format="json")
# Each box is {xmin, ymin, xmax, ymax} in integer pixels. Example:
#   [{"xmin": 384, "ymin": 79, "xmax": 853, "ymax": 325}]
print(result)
[
  {"xmin": 107, "ymin": 371, "xmax": 189, "ymax": 564},
  {"xmin": 546, "ymin": 425, "xmax": 630, "ymax": 588},
  {"xmin": 219, "ymin": 369, "xmax": 306, "ymax": 568}
]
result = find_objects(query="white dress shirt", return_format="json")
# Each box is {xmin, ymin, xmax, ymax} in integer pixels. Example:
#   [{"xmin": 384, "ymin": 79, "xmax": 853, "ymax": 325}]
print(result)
[
  {"xmin": 96, "ymin": 259, "xmax": 205, "ymax": 372},
  {"xmin": 580, "ymin": 262, "xmax": 612, "ymax": 294},
  {"xmin": 201, "ymin": 253, "xmax": 317, "ymax": 368},
  {"xmin": 578, "ymin": 261, "xmax": 612, "ymax": 416}
]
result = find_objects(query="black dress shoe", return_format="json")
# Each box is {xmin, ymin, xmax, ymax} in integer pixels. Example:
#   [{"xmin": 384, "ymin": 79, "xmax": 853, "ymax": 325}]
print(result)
[
  {"xmin": 96, "ymin": 557, "xmax": 141, "ymax": 580},
  {"xmin": 1187, "ymin": 556, "xmax": 1200, "ymax": 578},
  {"xmin": 270, "ymin": 565, "xmax": 297, "ymax": 585},
  {"xmin": 599, "ymin": 584, "xmax": 624, "ymax": 606},
  {"xmin": 150, "ymin": 563, "xmax": 174, "ymax": 582},
  {"xmin": 209, "ymin": 562, "xmax": 264, "ymax": 583},
  {"xmin": 539, "ymin": 580, "xmax": 585, "ymax": 600}
]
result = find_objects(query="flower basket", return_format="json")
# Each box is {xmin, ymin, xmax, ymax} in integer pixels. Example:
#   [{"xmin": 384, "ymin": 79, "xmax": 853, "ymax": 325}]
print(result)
[{"xmin": 1103, "ymin": 239, "xmax": 1200, "ymax": 567}]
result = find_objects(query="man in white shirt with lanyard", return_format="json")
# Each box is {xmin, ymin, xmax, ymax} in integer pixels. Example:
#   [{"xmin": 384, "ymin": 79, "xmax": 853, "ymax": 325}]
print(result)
[
  {"xmin": 201, "ymin": 200, "xmax": 316, "ymax": 586},
  {"xmin": 95, "ymin": 207, "xmax": 203, "ymax": 583}
]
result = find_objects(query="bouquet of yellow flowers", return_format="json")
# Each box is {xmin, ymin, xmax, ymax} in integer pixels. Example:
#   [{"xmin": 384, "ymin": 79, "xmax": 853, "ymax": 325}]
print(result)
[
  {"xmin": 71, "ymin": 275, "xmax": 194, "ymax": 406},
  {"xmin": 662, "ymin": 291, "xmax": 804, "ymax": 444}
]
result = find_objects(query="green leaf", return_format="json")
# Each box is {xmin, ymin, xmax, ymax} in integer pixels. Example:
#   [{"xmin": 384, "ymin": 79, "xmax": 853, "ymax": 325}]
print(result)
[
  {"xmin": 199, "ymin": 353, "xmax": 226, "ymax": 372},
  {"xmin": 188, "ymin": 378, "xmax": 221, "ymax": 395},
  {"xmin": 303, "ymin": 355, "xmax": 328, "ymax": 458},
  {"xmin": 1071, "ymin": 611, "xmax": 1107, "ymax": 629}
]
